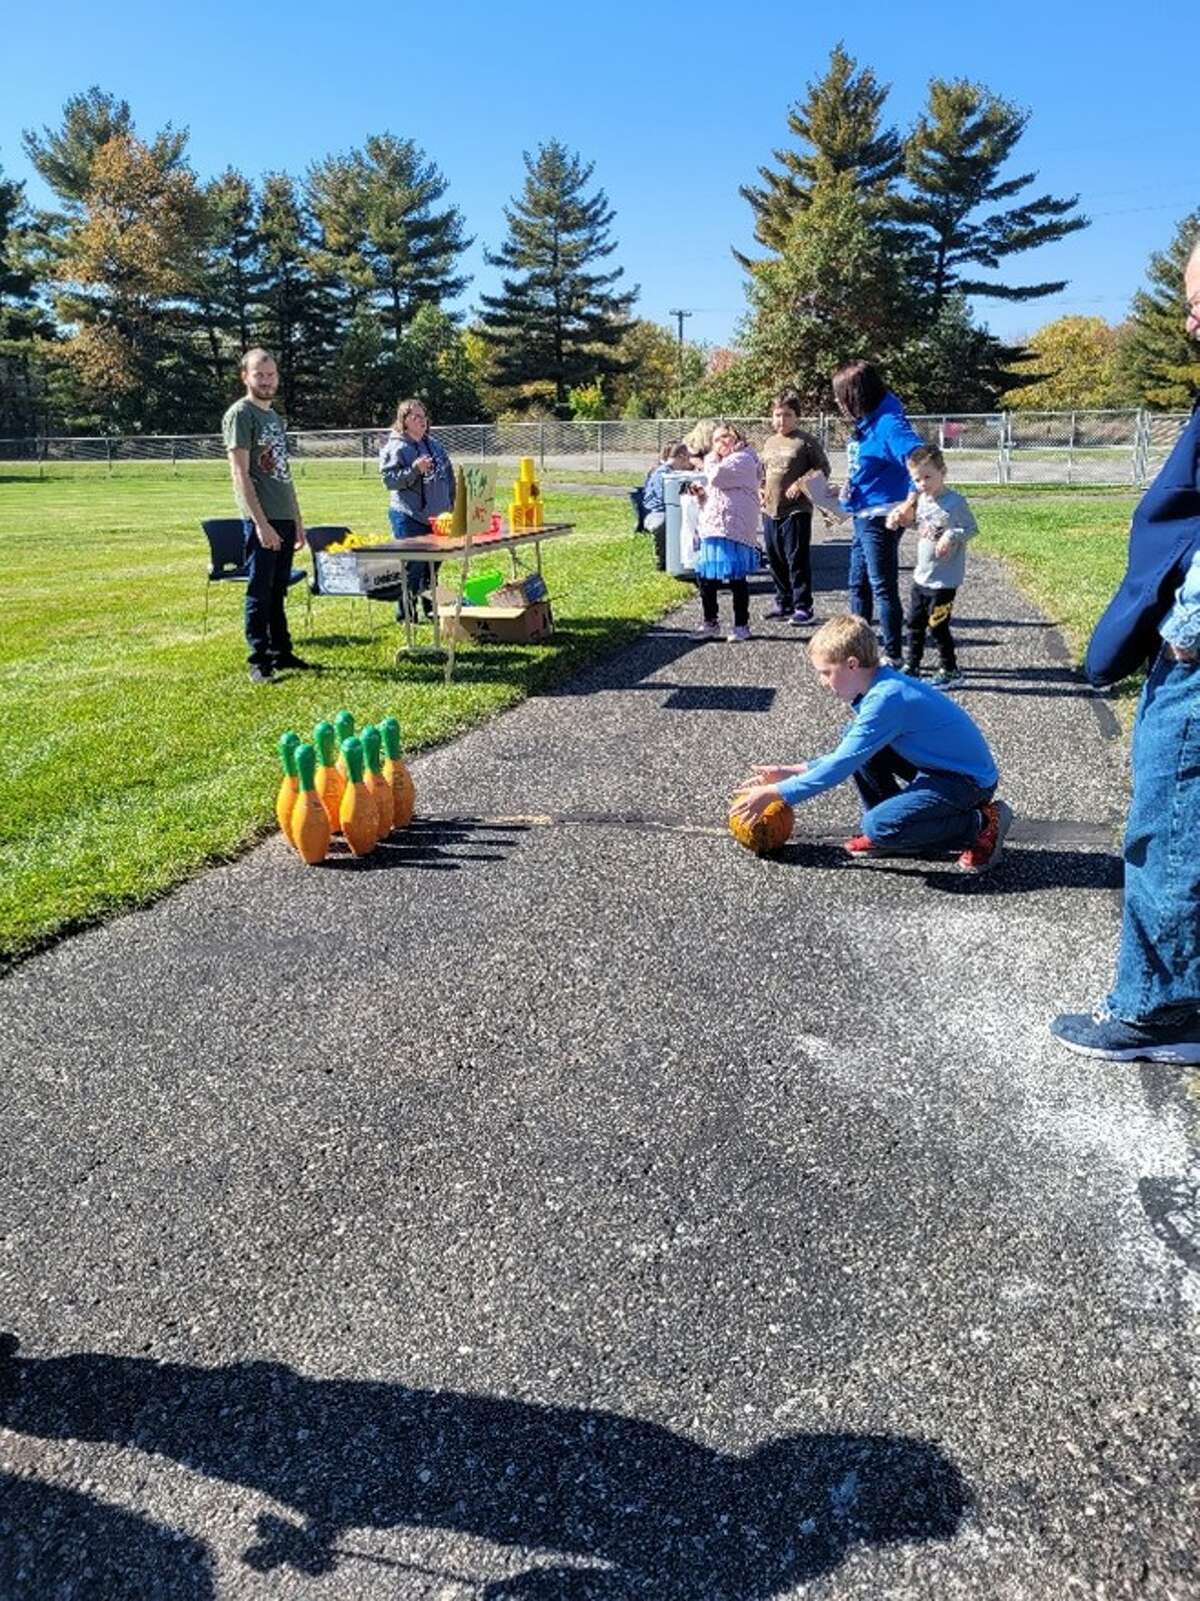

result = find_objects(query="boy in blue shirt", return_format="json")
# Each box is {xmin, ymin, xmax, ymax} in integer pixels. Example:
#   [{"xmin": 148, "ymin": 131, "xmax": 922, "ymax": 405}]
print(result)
[{"xmin": 733, "ymin": 613, "xmax": 1012, "ymax": 871}]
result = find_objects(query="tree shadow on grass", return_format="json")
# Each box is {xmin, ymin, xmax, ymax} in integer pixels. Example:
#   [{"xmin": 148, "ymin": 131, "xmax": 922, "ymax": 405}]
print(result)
[
  {"xmin": 0, "ymin": 1337, "xmax": 971, "ymax": 1599},
  {"xmin": 0, "ymin": 1469, "xmax": 216, "ymax": 1600}
]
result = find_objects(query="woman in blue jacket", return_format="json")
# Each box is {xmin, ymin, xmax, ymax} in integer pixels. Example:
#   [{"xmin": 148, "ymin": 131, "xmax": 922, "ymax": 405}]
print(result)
[
  {"xmin": 833, "ymin": 360, "xmax": 925, "ymax": 665},
  {"xmin": 378, "ymin": 397, "xmax": 456, "ymax": 615}
]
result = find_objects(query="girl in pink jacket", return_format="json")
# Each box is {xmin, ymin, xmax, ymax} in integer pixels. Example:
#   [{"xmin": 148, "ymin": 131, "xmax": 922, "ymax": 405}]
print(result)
[{"xmin": 692, "ymin": 422, "xmax": 763, "ymax": 641}]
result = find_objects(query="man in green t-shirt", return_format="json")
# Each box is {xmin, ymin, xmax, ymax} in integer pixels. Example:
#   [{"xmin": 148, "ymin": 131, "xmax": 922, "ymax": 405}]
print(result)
[{"xmin": 222, "ymin": 348, "xmax": 310, "ymax": 683}]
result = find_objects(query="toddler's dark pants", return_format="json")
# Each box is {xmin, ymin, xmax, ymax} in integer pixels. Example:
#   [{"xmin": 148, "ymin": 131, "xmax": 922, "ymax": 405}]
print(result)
[{"xmin": 907, "ymin": 583, "xmax": 958, "ymax": 671}]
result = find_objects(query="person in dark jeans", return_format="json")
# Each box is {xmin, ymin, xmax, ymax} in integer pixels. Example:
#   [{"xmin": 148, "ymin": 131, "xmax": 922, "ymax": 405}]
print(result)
[
  {"xmin": 760, "ymin": 389, "xmax": 830, "ymax": 626},
  {"xmin": 222, "ymin": 347, "xmax": 311, "ymax": 684}
]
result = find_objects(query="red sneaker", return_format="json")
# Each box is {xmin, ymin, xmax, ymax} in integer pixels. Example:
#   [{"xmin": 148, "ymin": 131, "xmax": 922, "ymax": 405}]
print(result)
[
  {"xmin": 843, "ymin": 834, "xmax": 884, "ymax": 860},
  {"xmin": 958, "ymin": 800, "xmax": 1013, "ymax": 874}
]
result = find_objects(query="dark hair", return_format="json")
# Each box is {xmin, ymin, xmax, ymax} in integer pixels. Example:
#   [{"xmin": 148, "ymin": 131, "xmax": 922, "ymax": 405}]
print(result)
[
  {"xmin": 773, "ymin": 389, "xmax": 803, "ymax": 415},
  {"xmin": 907, "ymin": 444, "xmax": 945, "ymax": 472},
  {"xmin": 832, "ymin": 360, "xmax": 887, "ymax": 422}
]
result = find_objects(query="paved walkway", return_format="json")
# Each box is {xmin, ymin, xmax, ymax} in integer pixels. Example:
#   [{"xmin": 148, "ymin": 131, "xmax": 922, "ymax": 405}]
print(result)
[{"xmin": 2, "ymin": 531, "xmax": 1198, "ymax": 1599}]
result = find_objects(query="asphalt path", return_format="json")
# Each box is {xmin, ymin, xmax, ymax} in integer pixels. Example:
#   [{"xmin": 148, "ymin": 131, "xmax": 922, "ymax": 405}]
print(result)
[{"xmin": 2, "ymin": 531, "xmax": 1199, "ymax": 1599}]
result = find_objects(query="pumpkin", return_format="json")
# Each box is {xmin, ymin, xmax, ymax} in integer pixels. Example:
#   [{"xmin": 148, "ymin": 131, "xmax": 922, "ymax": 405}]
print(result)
[
  {"xmin": 290, "ymin": 744, "xmax": 331, "ymax": 865},
  {"xmin": 728, "ymin": 797, "xmax": 795, "ymax": 855}
]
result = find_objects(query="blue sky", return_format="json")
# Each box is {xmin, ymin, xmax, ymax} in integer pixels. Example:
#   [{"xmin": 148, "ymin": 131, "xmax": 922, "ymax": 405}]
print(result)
[{"xmin": 3, "ymin": 0, "xmax": 1194, "ymax": 351}]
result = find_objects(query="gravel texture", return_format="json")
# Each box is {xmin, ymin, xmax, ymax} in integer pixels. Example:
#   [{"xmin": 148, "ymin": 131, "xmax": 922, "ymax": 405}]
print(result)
[{"xmin": 1, "ymin": 532, "xmax": 1198, "ymax": 1600}]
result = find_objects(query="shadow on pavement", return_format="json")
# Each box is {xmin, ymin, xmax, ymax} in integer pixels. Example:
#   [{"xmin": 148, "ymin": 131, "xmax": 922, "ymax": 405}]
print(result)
[
  {"xmin": 0, "ymin": 1468, "xmax": 216, "ymax": 1600},
  {"xmin": 0, "ymin": 1337, "xmax": 971, "ymax": 1598},
  {"xmin": 318, "ymin": 818, "xmax": 531, "ymax": 873},
  {"xmin": 772, "ymin": 842, "xmax": 1121, "ymax": 893}
]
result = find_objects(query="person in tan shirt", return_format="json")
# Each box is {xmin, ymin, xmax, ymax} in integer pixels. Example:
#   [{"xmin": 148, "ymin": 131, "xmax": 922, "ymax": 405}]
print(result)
[{"xmin": 759, "ymin": 389, "xmax": 830, "ymax": 627}]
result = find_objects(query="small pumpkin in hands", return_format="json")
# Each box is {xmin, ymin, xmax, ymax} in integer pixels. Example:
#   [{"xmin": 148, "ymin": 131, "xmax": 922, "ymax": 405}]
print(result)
[{"xmin": 728, "ymin": 795, "xmax": 795, "ymax": 856}]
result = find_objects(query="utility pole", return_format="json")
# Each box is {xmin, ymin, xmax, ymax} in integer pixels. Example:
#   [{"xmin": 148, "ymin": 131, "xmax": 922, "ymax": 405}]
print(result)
[{"xmin": 668, "ymin": 308, "xmax": 692, "ymax": 419}]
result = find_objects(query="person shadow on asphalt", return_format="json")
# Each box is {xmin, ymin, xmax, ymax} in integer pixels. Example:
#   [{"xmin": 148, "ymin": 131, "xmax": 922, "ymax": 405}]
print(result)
[{"xmin": 0, "ymin": 1335, "xmax": 969, "ymax": 1597}]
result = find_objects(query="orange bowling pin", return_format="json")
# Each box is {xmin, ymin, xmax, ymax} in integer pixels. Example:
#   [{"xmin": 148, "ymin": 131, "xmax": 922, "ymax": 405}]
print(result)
[
  {"xmin": 338, "ymin": 737, "xmax": 377, "ymax": 856},
  {"xmin": 290, "ymin": 743, "xmax": 331, "ymax": 865}
]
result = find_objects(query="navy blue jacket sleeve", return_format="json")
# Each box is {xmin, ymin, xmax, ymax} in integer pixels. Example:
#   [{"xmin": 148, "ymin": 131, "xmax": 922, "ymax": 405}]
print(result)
[{"xmin": 1085, "ymin": 407, "xmax": 1200, "ymax": 687}]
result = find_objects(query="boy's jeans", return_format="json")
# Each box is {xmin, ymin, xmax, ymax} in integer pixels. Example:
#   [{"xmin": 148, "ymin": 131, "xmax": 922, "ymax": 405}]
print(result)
[
  {"xmin": 854, "ymin": 747, "xmax": 992, "ymax": 853},
  {"xmin": 848, "ymin": 514, "xmax": 904, "ymax": 661},
  {"xmin": 1106, "ymin": 649, "xmax": 1200, "ymax": 1022},
  {"xmin": 762, "ymin": 508, "xmax": 813, "ymax": 611},
  {"xmin": 243, "ymin": 518, "xmax": 296, "ymax": 667}
]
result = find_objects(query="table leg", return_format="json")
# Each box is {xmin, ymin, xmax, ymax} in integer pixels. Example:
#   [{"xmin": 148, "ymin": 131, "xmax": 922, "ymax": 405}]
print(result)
[
  {"xmin": 399, "ymin": 567, "xmax": 415, "ymax": 654},
  {"xmin": 445, "ymin": 532, "xmax": 473, "ymax": 685}
]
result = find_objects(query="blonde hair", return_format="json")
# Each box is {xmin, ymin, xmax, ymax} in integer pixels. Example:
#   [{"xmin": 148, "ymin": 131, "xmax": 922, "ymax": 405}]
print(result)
[
  {"xmin": 809, "ymin": 614, "xmax": 880, "ymax": 668},
  {"xmin": 685, "ymin": 420, "xmax": 715, "ymax": 456},
  {"xmin": 710, "ymin": 418, "xmax": 747, "ymax": 448},
  {"xmin": 394, "ymin": 397, "xmax": 429, "ymax": 433}
]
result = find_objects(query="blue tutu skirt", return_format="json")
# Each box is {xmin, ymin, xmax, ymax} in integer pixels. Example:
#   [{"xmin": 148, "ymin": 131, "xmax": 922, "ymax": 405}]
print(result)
[{"xmin": 694, "ymin": 537, "xmax": 760, "ymax": 582}]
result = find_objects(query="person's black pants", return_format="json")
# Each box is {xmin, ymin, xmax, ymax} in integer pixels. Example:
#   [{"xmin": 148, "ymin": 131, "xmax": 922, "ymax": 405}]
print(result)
[
  {"xmin": 907, "ymin": 583, "xmax": 958, "ymax": 671},
  {"xmin": 762, "ymin": 509, "xmax": 813, "ymax": 611},
  {"xmin": 699, "ymin": 577, "xmax": 749, "ymax": 627},
  {"xmin": 243, "ymin": 518, "xmax": 296, "ymax": 667}
]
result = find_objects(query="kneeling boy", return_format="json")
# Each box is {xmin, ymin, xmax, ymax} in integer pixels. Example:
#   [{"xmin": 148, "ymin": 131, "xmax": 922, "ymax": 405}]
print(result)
[{"xmin": 733, "ymin": 614, "xmax": 1011, "ymax": 872}]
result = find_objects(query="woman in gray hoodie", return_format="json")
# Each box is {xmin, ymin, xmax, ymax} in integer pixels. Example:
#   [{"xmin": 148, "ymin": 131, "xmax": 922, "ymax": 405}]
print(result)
[{"xmin": 378, "ymin": 397, "xmax": 456, "ymax": 614}]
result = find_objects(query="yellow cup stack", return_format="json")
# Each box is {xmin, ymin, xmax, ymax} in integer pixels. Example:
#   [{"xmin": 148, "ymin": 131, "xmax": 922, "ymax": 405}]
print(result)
[{"xmin": 508, "ymin": 456, "xmax": 544, "ymax": 531}]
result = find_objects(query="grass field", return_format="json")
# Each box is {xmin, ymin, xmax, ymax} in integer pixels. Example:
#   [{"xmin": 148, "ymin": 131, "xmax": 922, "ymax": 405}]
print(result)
[{"xmin": 0, "ymin": 470, "xmax": 1139, "ymax": 963}]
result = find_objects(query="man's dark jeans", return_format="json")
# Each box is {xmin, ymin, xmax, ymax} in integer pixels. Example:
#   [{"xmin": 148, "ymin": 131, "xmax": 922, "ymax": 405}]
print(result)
[
  {"xmin": 243, "ymin": 518, "xmax": 296, "ymax": 667},
  {"xmin": 762, "ymin": 508, "xmax": 813, "ymax": 611}
]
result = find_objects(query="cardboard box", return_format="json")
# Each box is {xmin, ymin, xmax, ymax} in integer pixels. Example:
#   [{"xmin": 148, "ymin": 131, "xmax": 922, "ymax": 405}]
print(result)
[
  {"xmin": 436, "ymin": 594, "xmax": 554, "ymax": 644},
  {"xmin": 489, "ymin": 572, "xmax": 548, "ymax": 608}
]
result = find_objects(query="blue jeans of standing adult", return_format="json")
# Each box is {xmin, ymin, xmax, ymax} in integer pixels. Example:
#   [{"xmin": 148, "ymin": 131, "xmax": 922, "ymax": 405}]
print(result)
[
  {"xmin": 388, "ymin": 507, "xmax": 440, "ymax": 614},
  {"xmin": 1105, "ymin": 648, "xmax": 1200, "ymax": 1022},
  {"xmin": 854, "ymin": 746, "xmax": 992, "ymax": 853},
  {"xmin": 848, "ymin": 513, "xmax": 904, "ymax": 662},
  {"xmin": 242, "ymin": 517, "xmax": 296, "ymax": 667}
]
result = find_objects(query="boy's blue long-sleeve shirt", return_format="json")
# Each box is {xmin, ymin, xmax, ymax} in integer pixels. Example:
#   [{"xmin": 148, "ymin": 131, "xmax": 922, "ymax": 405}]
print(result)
[
  {"xmin": 777, "ymin": 667, "xmax": 999, "ymax": 806},
  {"xmin": 1085, "ymin": 404, "xmax": 1200, "ymax": 686},
  {"xmin": 841, "ymin": 392, "xmax": 927, "ymax": 514}
]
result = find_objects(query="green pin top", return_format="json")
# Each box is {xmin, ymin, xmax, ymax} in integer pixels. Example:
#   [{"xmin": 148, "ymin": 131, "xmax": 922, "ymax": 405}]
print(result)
[
  {"xmin": 294, "ymin": 743, "xmax": 318, "ymax": 790},
  {"xmin": 334, "ymin": 709, "xmax": 356, "ymax": 745},
  {"xmin": 340, "ymin": 736, "xmax": 365, "ymax": 785},
  {"xmin": 361, "ymin": 724, "xmax": 384, "ymax": 776},
  {"xmin": 314, "ymin": 720, "xmax": 338, "ymax": 767},
  {"xmin": 278, "ymin": 731, "xmax": 301, "ymax": 776},
  {"xmin": 380, "ymin": 717, "xmax": 403, "ymax": 760}
]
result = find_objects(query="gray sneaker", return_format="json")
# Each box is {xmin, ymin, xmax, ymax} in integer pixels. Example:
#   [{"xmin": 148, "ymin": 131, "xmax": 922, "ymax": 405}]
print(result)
[
  {"xmin": 932, "ymin": 668, "xmax": 965, "ymax": 689},
  {"xmin": 691, "ymin": 620, "xmax": 721, "ymax": 640},
  {"xmin": 1050, "ymin": 1008, "xmax": 1200, "ymax": 1064}
]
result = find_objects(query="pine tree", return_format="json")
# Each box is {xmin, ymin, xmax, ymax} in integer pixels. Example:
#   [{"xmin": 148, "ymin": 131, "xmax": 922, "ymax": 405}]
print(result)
[
  {"xmin": 257, "ymin": 173, "xmax": 340, "ymax": 424},
  {"xmin": 477, "ymin": 141, "xmax": 636, "ymax": 416},
  {"xmin": 1119, "ymin": 213, "xmax": 1200, "ymax": 410},
  {"xmin": 738, "ymin": 45, "xmax": 902, "ymax": 262},
  {"xmin": 23, "ymin": 86, "xmax": 187, "ymax": 209},
  {"xmin": 43, "ymin": 131, "xmax": 210, "ymax": 431},
  {"xmin": 891, "ymin": 295, "xmax": 1031, "ymax": 413},
  {"xmin": 736, "ymin": 172, "xmax": 915, "ymax": 412},
  {"xmin": 307, "ymin": 135, "xmax": 470, "ymax": 346},
  {"xmin": 896, "ymin": 79, "xmax": 1088, "ymax": 316},
  {"xmin": 0, "ymin": 165, "xmax": 52, "ymax": 436}
]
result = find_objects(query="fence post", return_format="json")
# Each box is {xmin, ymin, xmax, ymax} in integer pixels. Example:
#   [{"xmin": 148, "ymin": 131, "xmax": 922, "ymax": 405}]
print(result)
[
  {"xmin": 539, "ymin": 423, "xmax": 546, "ymax": 469},
  {"xmin": 171, "ymin": 439, "xmax": 177, "ymax": 477},
  {"xmin": 598, "ymin": 421, "xmax": 605, "ymax": 472},
  {"xmin": 361, "ymin": 431, "xmax": 368, "ymax": 477},
  {"xmin": 106, "ymin": 437, "xmax": 113, "ymax": 477},
  {"xmin": 1068, "ymin": 411, "xmax": 1077, "ymax": 485}
]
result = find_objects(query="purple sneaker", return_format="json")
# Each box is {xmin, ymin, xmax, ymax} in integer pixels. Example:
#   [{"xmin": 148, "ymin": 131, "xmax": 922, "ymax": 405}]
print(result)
[
  {"xmin": 789, "ymin": 606, "xmax": 815, "ymax": 626},
  {"xmin": 763, "ymin": 604, "xmax": 791, "ymax": 621}
]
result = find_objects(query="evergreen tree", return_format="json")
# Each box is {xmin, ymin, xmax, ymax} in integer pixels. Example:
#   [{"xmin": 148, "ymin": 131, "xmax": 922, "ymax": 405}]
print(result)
[
  {"xmin": 0, "ymin": 164, "xmax": 52, "ymax": 436},
  {"xmin": 1119, "ymin": 212, "xmax": 1200, "ymax": 409},
  {"xmin": 477, "ymin": 141, "xmax": 636, "ymax": 416},
  {"xmin": 891, "ymin": 294, "xmax": 1030, "ymax": 413},
  {"xmin": 307, "ymin": 135, "xmax": 470, "ymax": 345},
  {"xmin": 43, "ymin": 131, "xmax": 210, "ymax": 431},
  {"xmin": 23, "ymin": 86, "xmax": 186, "ymax": 209},
  {"xmin": 736, "ymin": 172, "xmax": 914, "ymax": 412},
  {"xmin": 738, "ymin": 45, "xmax": 902, "ymax": 262},
  {"xmin": 896, "ymin": 79, "xmax": 1088, "ymax": 316},
  {"xmin": 201, "ymin": 170, "xmax": 261, "ymax": 354},
  {"xmin": 257, "ymin": 173, "xmax": 339, "ymax": 424}
]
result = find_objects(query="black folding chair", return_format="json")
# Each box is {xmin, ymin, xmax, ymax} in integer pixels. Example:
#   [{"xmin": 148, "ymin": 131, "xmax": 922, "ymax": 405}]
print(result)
[{"xmin": 201, "ymin": 519, "xmax": 307, "ymax": 636}]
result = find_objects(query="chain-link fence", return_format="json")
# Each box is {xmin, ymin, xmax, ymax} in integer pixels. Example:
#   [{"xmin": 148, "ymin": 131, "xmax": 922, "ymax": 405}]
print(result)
[{"xmin": 0, "ymin": 410, "xmax": 1191, "ymax": 486}]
